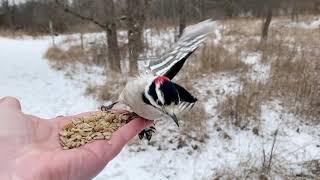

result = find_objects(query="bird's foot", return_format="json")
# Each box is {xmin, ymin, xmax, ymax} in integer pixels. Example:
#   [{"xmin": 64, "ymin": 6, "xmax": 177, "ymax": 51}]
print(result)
[
  {"xmin": 138, "ymin": 126, "xmax": 156, "ymax": 141},
  {"xmin": 100, "ymin": 101, "xmax": 118, "ymax": 111}
]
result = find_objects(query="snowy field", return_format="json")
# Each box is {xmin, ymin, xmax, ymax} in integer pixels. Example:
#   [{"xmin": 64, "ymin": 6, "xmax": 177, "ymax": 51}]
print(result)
[
  {"xmin": 1, "ymin": 17, "xmax": 320, "ymax": 179},
  {"xmin": 0, "ymin": 36, "xmax": 101, "ymax": 118}
]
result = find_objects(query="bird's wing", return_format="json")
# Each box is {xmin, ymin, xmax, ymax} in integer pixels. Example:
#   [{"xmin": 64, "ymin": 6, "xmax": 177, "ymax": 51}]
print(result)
[
  {"xmin": 147, "ymin": 19, "xmax": 216, "ymax": 80},
  {"xmin": 173, "ymin": 83, "xmax": 197, "ymax": 112}
]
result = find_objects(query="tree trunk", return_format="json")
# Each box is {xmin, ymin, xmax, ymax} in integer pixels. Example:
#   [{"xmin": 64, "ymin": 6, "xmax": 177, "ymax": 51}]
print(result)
[
  {"xmin": 80, "ymin": 33, "xmax": 84, "ymax": 50},
  {"xmin": 261, "ymin": 3, "xmax": 273, "ymax": 42},
  {"xmin": 291, "ymin": 0, "xmax": 299, "ymax": 22},
  {"xmin": 224, "ymin": 0, "xmax": 235, "ymax": 17},
  {"xmin": 126, "ymin": 0, "xmax": 148, "ymax": 76},
  {"xmin": 55, "ymin": 0, "xmax": 122, "ymax": 74},
  {"xmin": 106, "ymin": 22, "xmax": 121, "ymax": 73},
  {"xmin": 104, "ymin": 0, "xmax": 121, "ymax": 73},
  {"xmin": 49, "ymin": 20, "xmax": 55, "ymax": 47},
  {"xmin": 178, "ymin": 0, "xmax": 186, "ymax": 38}
]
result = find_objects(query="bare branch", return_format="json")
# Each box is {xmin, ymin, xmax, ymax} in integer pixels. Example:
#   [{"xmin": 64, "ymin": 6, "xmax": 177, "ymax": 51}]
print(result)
[{"xmin": 54, "ymin": 0, "xmax": 106, "ymax": 29}]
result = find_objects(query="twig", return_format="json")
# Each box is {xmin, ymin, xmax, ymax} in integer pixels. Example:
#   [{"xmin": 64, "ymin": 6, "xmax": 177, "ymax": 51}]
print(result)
[
  {"xmin": 54, "ymin": 0, "xmax": 107, "ymax": 29},
  {"xmin": 267, "ymin": 129, "xmax": 279, "ymax": 173}
]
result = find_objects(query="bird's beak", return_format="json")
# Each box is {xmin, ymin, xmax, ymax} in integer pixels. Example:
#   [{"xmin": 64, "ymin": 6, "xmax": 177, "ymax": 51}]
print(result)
[{"xmin": 170, "ymin": 113, "xmax": 179, "ymax": 127}]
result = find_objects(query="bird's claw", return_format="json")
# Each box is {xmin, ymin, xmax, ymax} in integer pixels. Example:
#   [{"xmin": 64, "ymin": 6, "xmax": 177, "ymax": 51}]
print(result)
[
  {"xmin": 100, "ymin": 105, "xmax": 110, "ymax": 111},
  {"xmin": 100, "ymin": 101, "xmax": 118, "ymax": 111},
  {"xmin": 138, "ymin": 126, "xmax": 156, "ymax": 141}
]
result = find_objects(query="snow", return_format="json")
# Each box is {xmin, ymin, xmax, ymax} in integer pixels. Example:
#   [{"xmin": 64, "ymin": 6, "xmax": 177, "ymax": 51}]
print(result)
[
  {"xmin": 289, "ymin": 17, "xmax": 320, "ymax": 29},
  {"xmin": 1, "ymin": 16, "xmax": 320, "ymax": 179},
  {"xmin": 241, "ymin": 52, "xmax": 271, "ymax": 82},
  {"xmin": 272, "ymin": 16, "xmax": 320, "ymax": 30},
  {"xmin": 0, "ymin": 36, "xmax": 101, "ymax": 118}
]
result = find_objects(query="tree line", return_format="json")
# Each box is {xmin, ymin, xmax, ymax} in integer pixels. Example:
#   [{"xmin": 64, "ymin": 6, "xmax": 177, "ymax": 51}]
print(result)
[
  {"xmin": 1, "ymin": 0, "xmax": 319, "ymax": 75},
  {"xmin": 1, "ymin": 0, "xmax": 319, "ymax": 32}
]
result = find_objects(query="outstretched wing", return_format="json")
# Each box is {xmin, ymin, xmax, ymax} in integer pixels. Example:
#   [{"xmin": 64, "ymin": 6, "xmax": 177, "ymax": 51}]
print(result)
[
  {"xmin": 148, "ymin": 19, "xmax": 216, "ymax": 80},
  {"xmin": 173, "ymin": 83, "xmax": 197, "ymax": 112}
]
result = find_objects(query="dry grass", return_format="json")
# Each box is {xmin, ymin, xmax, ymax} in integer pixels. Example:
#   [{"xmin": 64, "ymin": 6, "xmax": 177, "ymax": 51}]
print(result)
[
  {"xmin": 266, "ymin": 46, "xmax": 320, "ymax": 123},
  {"xmin": 0, "ymin": 28, "xmax": 47, "ymax": 37},
  {"xmin": 223, "ymin": 17, "xmax": 263, "ymax": 38},
  {"xmin": 303, "ymin": 159, "xmax": 320, "ymax": 177},
  {"xmin": 257, "ymin": 22, "xmax": 320, "ymax": 123},
  {"xmin": 217, "ymin": 80, "xmax": 265, "ymax": 128},
  {"xmin": 180, "ymin": 102, "xmax": 209, "ymax": 143},
  {"xmin": 45, "ymin": 42, "xmax": 108, "ymax": 70},
  {"xmin": 217, "ymin": 15, "xmax": 320, "ymax": 126},
  {"xmin": 44, "ymin": 45, "xmax": 88, "ymax": 69},
  {"xmin": 0, "ymin": 29, "xmax": 25, "ymax": 37},
  {"xmin": 66, "ymin": 23, "xmax": 101, "ymax": 34},
  {"xmin": 211, "ymin": 167, "xmax": 268, "ymax": 180},
  {"xmin": 198, "ymin": 42, "xmax": 249, "ymax": 75},
  {"xmin": 85, "ymin": 73, "xmax": 126, "ymax": 102}
]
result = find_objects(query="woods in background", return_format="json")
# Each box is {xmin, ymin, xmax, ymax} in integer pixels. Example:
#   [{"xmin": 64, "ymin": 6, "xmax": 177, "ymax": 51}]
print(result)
[
  {"xmin": 1, "ymin": 0, "xmax": 319, "ymax": 75},
  {"xmin": 1, "ymin": 0, "xmax": 319, "ymax": 34}
]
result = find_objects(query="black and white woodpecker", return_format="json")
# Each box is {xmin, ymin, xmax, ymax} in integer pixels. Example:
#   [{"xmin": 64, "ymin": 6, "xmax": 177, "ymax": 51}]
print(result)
[{"xmin": 104, "ymin": 20, "xmax": 216, "ymax": 140}]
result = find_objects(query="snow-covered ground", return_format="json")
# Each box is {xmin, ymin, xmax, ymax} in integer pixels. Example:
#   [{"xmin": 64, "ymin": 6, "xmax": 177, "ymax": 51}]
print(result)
[
  {"xmin": 0, "ymin": 36, "xmax": 102, "ymax": 118},
  {"xmin": 1, "ymin": 16, "xmax": 320, "ymax": 179}
]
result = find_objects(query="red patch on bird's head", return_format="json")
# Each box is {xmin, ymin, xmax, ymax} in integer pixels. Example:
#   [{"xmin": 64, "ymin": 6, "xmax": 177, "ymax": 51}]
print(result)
[{"xmin": 154, "ymin": 76, "xmax": 170, "ymax": 85}]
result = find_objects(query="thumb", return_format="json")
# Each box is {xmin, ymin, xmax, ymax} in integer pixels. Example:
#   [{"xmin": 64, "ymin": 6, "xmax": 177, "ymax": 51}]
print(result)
[
  {"xmin": 65, "ymin": 117, "xmax": 153, "ymax": 179},
  {"xmin": 0, "ymin": 96, "xmax": 22, "ymax": 111},
  {"xmin": 82, "ymin": 117, "xmax": 153, "ymax": 162}
]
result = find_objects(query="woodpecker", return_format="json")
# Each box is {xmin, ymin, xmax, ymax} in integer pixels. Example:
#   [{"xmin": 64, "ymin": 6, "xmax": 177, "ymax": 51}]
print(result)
[{"xmin": 104, "ymin": 20, "xmax": 216, "ymax": 140}]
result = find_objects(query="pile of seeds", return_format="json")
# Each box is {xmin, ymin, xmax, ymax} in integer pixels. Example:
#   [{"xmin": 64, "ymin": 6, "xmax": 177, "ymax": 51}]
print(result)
[{"xmin": 59, "ymin": 111, "xmax": 130, "ymax": 150}]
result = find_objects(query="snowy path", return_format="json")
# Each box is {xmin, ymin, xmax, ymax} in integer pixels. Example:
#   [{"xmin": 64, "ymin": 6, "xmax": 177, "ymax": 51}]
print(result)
[{"xmin": 0, "ymin": 37, "xmax": 99, "ymax": 118}]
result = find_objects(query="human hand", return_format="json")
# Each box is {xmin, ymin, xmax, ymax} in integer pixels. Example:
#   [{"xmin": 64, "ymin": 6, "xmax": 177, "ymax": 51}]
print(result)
[{"xmin": 0, "ymin": 96, "xmax": 152, "ymax": 180}]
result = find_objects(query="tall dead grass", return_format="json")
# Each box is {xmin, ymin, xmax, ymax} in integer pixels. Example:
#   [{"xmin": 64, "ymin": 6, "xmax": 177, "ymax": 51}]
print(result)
[
  {"xmin": 0, "ymin": 28, "xmax": 48, "ymax": 37},
  {"xmin": 218, "ymin": 80, "xmax": 264, "ymax": 128},
  {"xmin": 217, "ymin": 16, "xmax": 320, "ymax": 126},
  {"xmin": 45, "ymin": 45, "xmax": 88, "ymax": 69},
  {"xmin": 180, "ymin": 102, "xmax": 209, "ymax": 143},
  {"xmin": 211, "ymin": 16, "xmax": 320, "ymax": 179},
  {"xmin": 257, "ymin": 23, "xmax": 320, "ymax": 123},
  {"xmin": 198, "ymin": 42, "xmax": 249, "ymax": 74},
  {"xmin": 0, "ymin": 29, "xmax": 26, "ymax": 37},
  {"xmin": 85, "ymin": 73, "xmax": 127, "ymax": 102},
  {"xmin": 266, "ymin": 43, "xmax": 320, "ymax": 123},
  {"xmin": 45, "ymin": 42, "xmax": 108, "ymax": 70}
]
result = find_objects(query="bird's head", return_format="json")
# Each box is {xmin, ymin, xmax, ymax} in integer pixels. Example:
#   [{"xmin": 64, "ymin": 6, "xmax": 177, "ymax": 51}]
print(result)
[{"xmin": 143, "ymin": 76, "xmax": 180, "ymax": 126}]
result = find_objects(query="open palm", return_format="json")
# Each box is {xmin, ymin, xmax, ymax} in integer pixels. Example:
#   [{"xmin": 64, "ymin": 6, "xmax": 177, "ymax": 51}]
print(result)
[{"xmin": 0, "ymin": 97, "xmax": 152, "ymax": 180}]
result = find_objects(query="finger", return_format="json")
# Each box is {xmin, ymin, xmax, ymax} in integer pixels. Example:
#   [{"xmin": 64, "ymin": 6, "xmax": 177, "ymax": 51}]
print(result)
[
  {"xmin": 80, "ymin": 117, "xmax": 153, "ymax": 162},
  {"xmin": 106, "ymin": 117, "xmax": 153, "ymax": 159},
  {"xmin": 0, "ymin": 96, "xmax": 22, "ymax": 111},
  {"xmin": 64, "ymin": 117, "xmax": 152, "ymax": 178},
  {"xmin": 59, "ymin": 116, "xmax": 153, "ymax": 179}
]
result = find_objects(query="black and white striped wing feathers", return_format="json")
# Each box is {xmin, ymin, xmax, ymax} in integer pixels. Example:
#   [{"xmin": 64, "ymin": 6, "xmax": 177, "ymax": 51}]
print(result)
[
  {"xmin": 147, "ymin": 19, "xmax": 215, "ymax": 80},
  {"xmin": 173, "ymin": 83, "xmax": 197, "ymax": 112}
]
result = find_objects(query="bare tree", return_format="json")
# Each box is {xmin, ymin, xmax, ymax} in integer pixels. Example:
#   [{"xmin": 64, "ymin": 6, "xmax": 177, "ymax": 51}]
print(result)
[
  {"xmin": 223, "ymin": 0, "xmax": 236, "ymax": 17},
  {"xmin": 177, "ymin": 0, "xmax": 186, "ymax": 38},
  {"xmin": 0, "ymin": 0, "xmax": 8, "ymax": 26},
  {"xmin": 126, "ymin": 0, "xmax": 149, "ymax": 75},
  {"xmin": 103, "ymin": 0, "xmax": 121, "ymax": 73},
  {"xmin": 0, "ymin": 0, "xmax": 12, "ymax": 28},
  {"xmin": 55, "ymin": 0, "xmax": 121, "ymax": 73},
  {"xmin": 261, "ymin": 1, "xmax": 273, "ymax": 42},
  {"xmin": 291, "ymin": 0, "xmax": 299, "ymax": 22}
]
